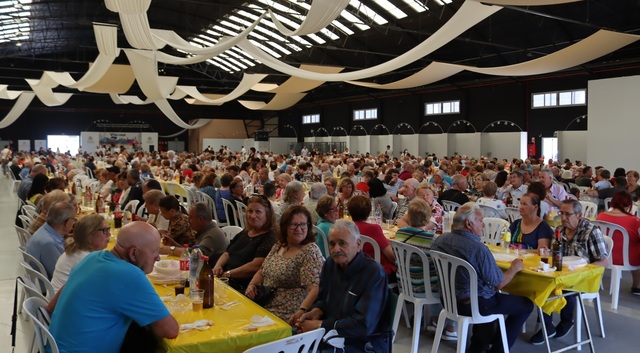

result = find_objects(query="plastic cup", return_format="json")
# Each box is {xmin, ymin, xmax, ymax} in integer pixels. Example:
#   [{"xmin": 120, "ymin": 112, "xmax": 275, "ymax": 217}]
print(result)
[
  {"xmin": 385, "ymin": 220, "xmax": 393, "ymax": 230},
  {"xmin": 191, "ymin": 289, "xmax": 204, "ymax": 311},
  {"xmin": 539, "ymin": 248, "xmax": 551, "ymax": 264},
  {"xmin": 174, "ymin": 282, "xmax": 185, "ymax": 296},
  {"xmin": 216, "ymin": 277, "xmax": 229, "ymax": 302}
]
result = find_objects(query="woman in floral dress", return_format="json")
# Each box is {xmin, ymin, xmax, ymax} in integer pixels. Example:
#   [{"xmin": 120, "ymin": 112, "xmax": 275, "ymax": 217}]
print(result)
[{"xmin": 245, "ymin": 206, "xmax": 324, "ymax": 324}]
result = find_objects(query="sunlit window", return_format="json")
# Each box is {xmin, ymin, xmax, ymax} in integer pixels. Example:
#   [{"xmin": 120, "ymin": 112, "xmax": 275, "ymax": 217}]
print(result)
[
  {"xmin": 354, "ymin": 108, "xmax": 378, "ymax": 121},
  {"xmin": 425, "ymin": 101, "xmax": 460, "ymax": 115},
  {"xmin": 532, "ymin": 89, "xmax": 586, "ymax": 108},
  {"xmin": 302, "ymin": 114, "xmax": 320, "ymax": 124}
]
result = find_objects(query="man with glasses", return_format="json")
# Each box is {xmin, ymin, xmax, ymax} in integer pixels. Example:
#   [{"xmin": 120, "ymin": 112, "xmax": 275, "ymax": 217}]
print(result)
[
  {"xmin": 296, "ymin": 219, "xmax": 390, "ymax": 352},
  {"xmin": 47, "ymin": 222, "xmax": 179, "ymax": 353},
  {"xmin": 530, "ymin": 199, "xmax": 609, "ymax": 345},
  {"xmin": 25, "ymin": 201, "xmax": 76, "ymax": 279}
]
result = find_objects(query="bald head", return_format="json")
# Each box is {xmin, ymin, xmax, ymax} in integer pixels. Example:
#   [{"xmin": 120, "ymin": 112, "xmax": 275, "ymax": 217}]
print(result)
[
  {"xmin": 115, "ymin": 221, "xmax": 161, "ymax": 274},
  {"xmin": 31, "ymin": 164, "xmax": 46, "ymax": 176}
]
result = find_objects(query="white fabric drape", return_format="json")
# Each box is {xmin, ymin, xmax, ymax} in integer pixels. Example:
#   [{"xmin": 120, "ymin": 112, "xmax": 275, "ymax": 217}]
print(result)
[
  {"xmin": 124, "ymin": 49, "xmax": 179, "ymax": 101},
  {"xmin": 0, "ymin": 85, "xmax": 22, "ymax": 100},
  {"xmin": 174, "ymin": 73, "xmax": 267, "ymax": 105},
  {"xmin": 347, "ymin": 30, "xmax": 639, "ymax": 90},
  {"xmin": 154, "ymin": 99, "xmax": 212, "ymax": 129},
  {"xmin": 251, "ymin": 65, "xmax": 343, "ymax": 93},
  {"xmin": 25, "ymin": 78, "xmax": 73, "ymax": 107},
  {"xmin": 269, "ymin": 0, "xmax": 350, "ymax": 36},
  {"xmin": 471, "ymin": 0, "xmax": 580, "ymax": 5},
  {"xmin": 238, "ymin": 93, "xmax": 307, "ymax": 110},
  {"xmin": 109, "ymin": 94, "xmax": 155, "ymax": 105},
  {"xmin": 0, "ymin": 92, "xmax": 36, "ymax": 128},
  {"xmin": 106, "ymin": 0, "xmax": 164, "ymax": 50},
  {"xmin": 236, "ymin": 0, "xmax": 500, "ymax": 81}
]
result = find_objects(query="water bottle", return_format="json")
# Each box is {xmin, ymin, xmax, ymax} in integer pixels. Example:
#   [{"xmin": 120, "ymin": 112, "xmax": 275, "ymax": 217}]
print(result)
[
  {"xmin": 179, "ymin": 244, "xmax": 190, "ymax": 281},
  {"xmin": 189, "ymin": 245, "xmax": 203, "ymax": 289},
  {"xmin": 374, "ymin": 204, "xmax": 382, "ymax": 226},
  {"xmin": 442, "ymin": 212, "xmax": 452, "ymax": 233},
  {"xmin": 501, "ymin": 227, "xmax": 511, "ymax": 252}
]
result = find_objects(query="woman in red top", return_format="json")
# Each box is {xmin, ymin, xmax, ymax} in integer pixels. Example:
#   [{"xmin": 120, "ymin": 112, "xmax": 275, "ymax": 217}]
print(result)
[
  {"xmin": 347, "ymin": 195, "xmax": 396, "ymax": 280},
  {"xmin": 596, "ymin": 191, "xmax": 640, "ymax": 294}
]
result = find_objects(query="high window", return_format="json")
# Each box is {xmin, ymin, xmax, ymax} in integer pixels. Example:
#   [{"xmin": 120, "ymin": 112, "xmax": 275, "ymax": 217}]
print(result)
[
  {"xmin": 532, "ymin": 89, "xmax": 586, "ymax": 108},
  {"xmin": 425, "ymin": 100, "xmax": 460, "ymax": 115},
  {"xmin": 302, "ymin": 113, "xmax": 320, "ymax": 124},
  {"xmin": 353, "ymin": 108, "xmax": 378, "ymax": 121}
]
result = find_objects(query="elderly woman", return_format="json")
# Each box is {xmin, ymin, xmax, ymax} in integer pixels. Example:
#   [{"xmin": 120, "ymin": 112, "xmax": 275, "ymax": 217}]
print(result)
[
  {"xmin": 315, "ymin": 195, "xmax": 339, "ymax": 257},
  {"xmin": 245, "ymin": 206, "xmax": 324, "ymax": 324},
  {"xmin": 508, "ymin": 193, "xmax": 553, "ymax": 249},
  {"xmin": 158, "ymin": 195, "xmax": 195, "ymax": 246},
  {"xmin": 50, "ymin": 214, "xmax": 110, "ymax": 292},
  {"xmin": 626, "ymin": 170, "xmax": 640, "ymax": 201},
  {"xmin": 336, "ymin": 177, "xmax": 356, "ymax": 206},
  {"xmin": 213, "ymin": 195, "xmax": 277, "ymax": 290},
  {"xmin": 476, "ymin": 181, "xmax": 507, "ymax": 218},
  {"xmin": 142, "ymin": 189, "xmax": 169, "ymax": 230},
  {"xmin": 398, "ymin": 184, "xmax": 444, "ymax": 233},
  {"xmin": 28, "ymin": 190, "xmax": 70, "ymax": 234},
  {"xmin": 94, "ymin": 168, "xmax": 113, "ymax": 199},
  {"xmin": 596, "ymin": 191, "xmax": 640, "ymax": 294},
  {"xmin": 277, "ymin": 180, "xmax": 305, "ymax": 219},
  {"xmin": 347, "ymin": 194, "xmax": 396, "ymax": 277},
  {"xmin": 323, "ymin": 176, "xmax": 337, "ymax": 197}
]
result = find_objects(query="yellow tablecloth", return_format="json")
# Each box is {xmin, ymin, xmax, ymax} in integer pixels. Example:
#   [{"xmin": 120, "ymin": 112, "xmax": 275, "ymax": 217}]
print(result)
[
  {"xmin": 489, "ymin": 245, "xmax": 604, "ymax": 314},
  {"xmin": 154, "ymin": 278, "xmax": 291, "ymax": 353}
]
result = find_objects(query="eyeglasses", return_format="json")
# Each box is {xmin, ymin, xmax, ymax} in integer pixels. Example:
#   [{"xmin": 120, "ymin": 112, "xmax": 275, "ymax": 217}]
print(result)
[
  {"xmin": 288, "ymin": 223, "xmax": 310, "ymax": 230},
  {"xmin": 559, "ymin": 212, "xmax": 576, "ymax": 217},
  {"xmin": 97, "ymin": 227, "xmax": 111, "ymax": 234},
  {"xmin": 329, "ymin": 206, "xmax": 339, "ymax": 211}
]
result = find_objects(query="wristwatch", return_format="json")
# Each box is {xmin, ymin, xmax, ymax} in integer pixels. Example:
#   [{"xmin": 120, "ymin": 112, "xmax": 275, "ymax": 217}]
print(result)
[
  {"xmin": 169, "ymin": 246, "xmax": 175, "ymax": 255},
  {"xmin": 225, "ymin": 270, "xmax": 231, "ymax": 278}
]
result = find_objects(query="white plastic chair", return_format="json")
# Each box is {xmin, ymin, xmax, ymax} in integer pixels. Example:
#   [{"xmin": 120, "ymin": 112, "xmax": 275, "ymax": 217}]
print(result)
[
  {"xmin": 197, "ymin": 191, "xmax": 227, "ymax": 227},
  {"xmin": 221, "ymin": 226, "xmax": 243, "ymax": 242},
  {"xmin": 123, "ymin": 200, "xmax": 140, "ymax": 221},
  {"xmin": 18, "ymin": 246, "xmax": 48, "ymax": 280},
  {"xmin": 20, "ymin": 262, "xmax": 55, "ymax": 300},
  {"xmin": 441, "ymin": 200, "xmax": 461, "ymax": 212},
  {"xmin": 22, "ymin": 205, "xmax": 37, "ymax": 219},
  {"xmin": 243, "ymin": 328, "xmax": 325, "ymax": 353},
  {"xmin": 235, "ymin": 200, "xmax": 247, "ymax": 229},
  {"xmin": 505, "ymin": 207, "xmax": 521, "ymax": 224},
  {"xmin": 482, "ymin": 218, "xmax": 509, "ymax": 246},
  {"xmin": 359, "ymin": 234, "xmax": 381, "ymax": 263},
  {"xmin": 23, "ymin": 297, "xmax": 59, "ymax": 353},
  {"xmin": 222, "ymin": 198, "xmax": 240, "ymax": 227},
  {"xmin": 591, "ymin": 220, "xmax": 640, "ymax": 310},
  {"xmin": 478, "ymin": 204, "xmax": 505, "ymax": 219},
  {"xmin": 312, "ymin": 225, "xmax": 329, "ymax": 258},
  {"xmin": 14, "ymin": 225, "xmax": 30, "ymax": 247},
  {"xmin": 390, "ymin": 201, "xmax": 398, "ymax": 220},
  {"xmin": 390, "ymin": 241, "xmax": 441, "ymax": 353},
  {"xmin": 18, "ymin": 214, "xmax": 33, "ymax": 229},
  {"xmin": 603, "ymin": 197, "xmax": 612, "ymax": 211},
  {"xmin": 430, "ymin": 250, "xmax": 510, "ymax": 353},
  {"xmin": 579, "ymin": 201, "xmax": 597, "ymax": 219}
]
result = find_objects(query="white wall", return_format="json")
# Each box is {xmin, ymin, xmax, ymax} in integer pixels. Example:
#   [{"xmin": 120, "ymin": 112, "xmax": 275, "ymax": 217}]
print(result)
[
  {"xmin": 81, "ymin": 132, "xmax": 100, "ymax": 153},
  {"xmin": 140, "ymin": 132, "xmax": 158, "ymax": 152},
  {"xmin": 398, "ymin": 134, "xmax": 419, "ymax": 156},
  {"xmin": 448, "ymin": 133, "xmax": 482, "ymax": 157},
  {"xmin": 348, "ymin": 135, "xmax": 370, "ymax": 154},
  {"xmin": 588, "ymin": 75, "xmax": 640, "ymax": 171},
  {"xmin": 370, "ymin": 135, "xmax": 392, "ymax": 156},
  {"xmin": 557, "ymin": 131, "xmax": 587, "ymax": 164},
  {"xmin": 420, "ymin": 134, "xmax": 448, "ymax": 158},
  {"xmin": 481, "ymin": 132, "xmax": 527, "ymax": 161},
  {"xmin": 269, "ymin": 137, "xmax": 297, "ymax": 155}
]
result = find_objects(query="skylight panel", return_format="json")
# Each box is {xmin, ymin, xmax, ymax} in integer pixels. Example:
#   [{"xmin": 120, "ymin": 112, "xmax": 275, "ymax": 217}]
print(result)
[
  {"xmin": 214, "ymin": 57, "xmax": 240, "ymax": 72},
  {"xmin": 291, "ymin": 35, "xmax": 312, "ymax": 47},
  {"xmin": 205, "ymin": 29, "xmax": 221, "ymax": 37},
  {"xmin": 248, "ymin": 31, "xmax": 268, "ymax": 41},
  {"xmin": 225, "ymin": 56, "xmax": 248, "ymax": 70},
  {"xmin": 220, "ymin": 20, "xmax": 242, "ymax": 31},
  {"xmin": 402, "ymin": 0, "xmax": 428, "ymax": 12},
  {"xmin": 306, "ymin": 33, "xmax": 325, "ymax": 45},
  {"xmin": 373, "ymin": 0, "xmax": 407, "ymax": 19},
  {"xmin": 349, "ymin": 0, "xmax": 388, "ymax": 25},
  {"xmin": 198, "ymin": 34, "xmax": 218, "ymax": 44},
  {"xmin": 207, "ymin": 58, "xmax": 233, "ymax": 73},
  {"xmin": 267, "ymin": 41, "xmax": 292, "ymax": 55},
  {"xmin": 285, "ymin": 42, "xmax": 303, "ymax": 52},
  {"xmin": 212, "ymin": 25, "xmax": 237, "ymax": 37},
  {"xmin": 340, "ymin": 10, "xmax": 370, "ymax": 31},
  {"xmin": 249, "ymin": 39, "xmax": 281, "ymax": 58},
  {"xmin": 331, "ymin": 20, "xmax": 354, "ymax": 36},
  {"xmin": 319, "ymin": 28, "xmax": 339, "ymax": 41}
]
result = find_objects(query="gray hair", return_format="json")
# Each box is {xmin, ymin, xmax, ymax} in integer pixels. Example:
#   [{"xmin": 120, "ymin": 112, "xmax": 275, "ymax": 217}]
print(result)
[
  {"xmin": 46, "ymin": 201, "xmax": 76, "ymax": 225},
  {"xmin": 191, "ymin": 202, "xmax": 212, "ymax": 222},
  {"xmin": 283, "ymin": 180, "xmax": 304, "ymax": 203},
  {"xmin": 330, "ymin": 219, "xmax": 361, "ymax": 242},
  {"xmin": 452, "ymin": 174, "xmax": 466, "ymax": 186},
  {"xmin": 451, "ymin": 202, "xmax": 482, "ymax": 231},
  {"xmin": 143, "ymin": 189, "xmax": 165, "ymax": 205},
  {"xmin": 562, "ymin": 199, "xmax": 583, "ymax": 214},
  {"xmin": 309, "ymin": 183, "xmax": 328, "ymax": 200},
  {"xmin": 540, "ymin": 169, "xmax": 554, "ymax": 177}
]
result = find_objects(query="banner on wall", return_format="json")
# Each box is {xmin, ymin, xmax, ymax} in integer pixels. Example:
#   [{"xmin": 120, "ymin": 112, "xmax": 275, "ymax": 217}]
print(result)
[
  {"xmin": 81, "ymin": 132, "xmax": 100, "ymax": 153},
  {"xmin": 99, "ymin": 132, "xmax": 141, "ymax": 148},
  {"xmin": 140, "ymin": 132, "xmax": 158, "ymax": 152},
  {"xmin": 18, "ymin": 140, "xmax": 30, "ymax": 152},
  {"xmin": 34, "ymin": 140, "xmax": 46, "ymax": 152}
]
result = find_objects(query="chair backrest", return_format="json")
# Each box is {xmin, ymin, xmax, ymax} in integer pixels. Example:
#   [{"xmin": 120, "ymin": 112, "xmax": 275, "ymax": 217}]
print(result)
[
  {"xmin": 85, "ymin": 167, "xmax": 95, "ymax": 179},
  {"xmin": 577, "ymin": 186, "xmax": 590, "ymax": 193},
  {"xmin": 221, "ymin": 226, "xmax": 243, "ymax": 242},
  {"xmin": 603, "ymin": 235, "xmax": 614, "ymax": 265},
  {"xmin": 441, "ymin": 200, "xmax": 461, "ymax": 212},
  {"xmin": 184, "ymin": 185, "xmax": 198, "ymax": 208},
  {"xmin": 222, "ymin": 198, "xmax": 239, "ymax": 227},
  {"xmin": 592, "ymin": 220, "xmax": 638, "ymax": 269},
  {"xmin": 312, "ymin": 225, "xmax": 329, "ymax": 258},
  {"xmin": 359, "ymin": 234, "xmax": 381, "ymax": 263},
  {"xmin": 14, "ymin": 225, "xmax": 30, "ymax": 247},
  {"xmin": 390, "ymin": 240, "xmax": 440, "ymax": 303},
  {"xmin": 604, "ymin": 197, "xmax": 612, "ymax": 211},
  {"xmin": 123, "ymin": 200, "xmax": 140, "ymax": 217},
  {"xmin": 22, "ymin": 204, "xmax": 37, "ymax": 218},
  {"xmin": 20, "ymin": 262, "xmax": 54, "ymax": 300},
  {"xmin": 482, "ymin": 217, "xmax": 509, "ymax": 246},
  {"xmin": 18, "ymin": 246, "xmax": 48, "ymax": 280},
  {"xmin": 18, "ymin": 276, "xmax": 49, "ymax": 303},
  {"xmin": 136, "ymin": 202, "xmax": 147, "ymax": 218},
  {"xmin": 23, "ymin": 297, "xmax": 59, "ymax": 353},
  {"xmin": 505, "ymin": 207, "xmax": 521, "ymax": 224},
  {"xmin": 243, "ymin": 328, "xmax": 325, "ymax": 353},
  {"xmin": 197, "ymin": 191, "xmax": 227, "ymax": 226},
  {"xmin": 18, "ymin": 214, "xmax": 33, "ymax": 229},
  {"xmin": 390, "ymin": 201, "xmax": 398, "ymax": 220},
  {"xmin": 235, "ymin": 201, "xmax": 247, "ymax": 229},
  {"xmin": 478, "ymin": 204, "xmax": 504, "ymax": 219},
  {"xmin": 430, "ymin": 250, "xmax": 485, "ymax": 321},
  {"xmin": 579, "ymin": 200, "xmax": 597, "ymax": 219}
]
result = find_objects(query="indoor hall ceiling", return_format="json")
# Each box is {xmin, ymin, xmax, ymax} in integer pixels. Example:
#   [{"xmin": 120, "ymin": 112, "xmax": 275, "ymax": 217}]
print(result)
[{"xmin": 1, "ymin": 0, "xmax": 640, "ymax": 111}]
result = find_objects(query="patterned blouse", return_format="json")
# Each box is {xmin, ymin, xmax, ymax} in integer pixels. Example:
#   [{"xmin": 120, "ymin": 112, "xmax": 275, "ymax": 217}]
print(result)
[{"xmin": 168, "ymin": 212, "xmax": 195, "ymax": 246}]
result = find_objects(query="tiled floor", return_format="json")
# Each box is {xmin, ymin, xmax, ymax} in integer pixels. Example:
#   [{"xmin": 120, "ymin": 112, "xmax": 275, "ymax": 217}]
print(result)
[{"xmin": 2, "ymin": 175, "xmax": 639, "ymax": 353}]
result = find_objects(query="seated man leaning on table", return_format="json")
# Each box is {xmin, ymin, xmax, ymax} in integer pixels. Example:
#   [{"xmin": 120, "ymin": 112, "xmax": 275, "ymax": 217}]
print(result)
[
  {"xmin": 431, "ymin": 202, "xmax": 533, "ymax": 353},
  {"xmin": 296, "ymin": 219, "xmax": 391, "ymax": 353},
  {"xmin": 46, "ymin": 221, "xmax": 179, "ymax": 353},
  {"xmin": 529, "ymin": 199, "xmax": 609, "ymax": 345}
]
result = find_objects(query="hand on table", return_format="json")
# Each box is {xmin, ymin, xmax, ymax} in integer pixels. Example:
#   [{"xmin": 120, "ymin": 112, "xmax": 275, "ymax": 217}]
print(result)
[
  {"xmin": 245, "ymin": 284, "xmax": 258, "ymax": 299},
  {"xmin": 510, "ymin": 258, "xmax": 525, "ymax": 273},
  {"xmin": 212, "ymin": 266, "xmax": 224, "ymax": 276}
]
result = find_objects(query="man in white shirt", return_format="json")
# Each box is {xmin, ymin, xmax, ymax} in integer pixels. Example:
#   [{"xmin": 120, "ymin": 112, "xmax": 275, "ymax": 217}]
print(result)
[
  {"xmin": 541, "ymin": 169, "xmax": 568, "ymax": 210},
  {"xmin": 498, "ymin": 171, "xmax": 528, "ymax": 206}
]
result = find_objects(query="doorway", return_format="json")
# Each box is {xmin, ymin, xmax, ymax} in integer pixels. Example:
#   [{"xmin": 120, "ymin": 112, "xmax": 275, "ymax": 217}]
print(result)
[{"xmin": 541, "ymin": 137, "xmax": 558, "ymax": 162}]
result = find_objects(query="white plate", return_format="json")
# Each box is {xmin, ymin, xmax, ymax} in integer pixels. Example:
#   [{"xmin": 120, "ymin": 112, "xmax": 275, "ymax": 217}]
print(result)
[
  {"xmin": 563, "ymin": 256, "xmax": 588, "ymax": 268},
  {"xmin": 154, "ymin": 260, "xmax": 180, "ymax": 276},
  {"xmin": 493, "ymin": 253, "xmax": 517, "ymax": 262}
]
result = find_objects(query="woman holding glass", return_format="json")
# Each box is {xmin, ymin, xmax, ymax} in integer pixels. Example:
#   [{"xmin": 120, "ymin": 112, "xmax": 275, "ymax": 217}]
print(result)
[
  {"xmin": 213, "ymin": 195, "xmax": 276, "ymax": 290},
  {"xmin": 596, "ymin": 191, "xmax": 640, "ymax": 293},
  {"xmin": 245, "ymin": 206, "xmax": 324, "ymax": 324},
  {"xmin": 508, "ymin": 193, "xmax": 553, "ymax": 249}
]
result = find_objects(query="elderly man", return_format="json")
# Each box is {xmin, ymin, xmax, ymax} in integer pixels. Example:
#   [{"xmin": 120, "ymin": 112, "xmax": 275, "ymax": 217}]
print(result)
[
  {"xmin": 530, "ymin": 200, "xmax": 609, "ymax": 345},
  {"xmin": 540, "ymin": 169, "xmax": 569, "ymax": 210},
  {"xmin": 395, "ymin": 178, "xmax": 420, "ymax": 223},
  {"xmin": 438, "ymin": 174, "xmax": 470, "ymax": 205},
  {"xmin": 257, "ymin": 167, "xmax": 271, "ymax": 186},
  {"xmin": 497, "ymin": 171, "xmax": 528, "ymax": 207},
  {"xmin": 25, "ymin": 201, "xmax": 76, "ymax": 279},
  {"xmin": 47, "ymin": 222, "xmax": 178, "ymax": 353},
  {"xmin": 432, "ymin": 203, "xmax": 533, "ymax": 353},
  {"xmin": 121, "ymin": 169, "xmax": 144, "ymax": 207},
  {"xmin": 296, "ymin": 219, "xmax": 390, "ymax": 353}
]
